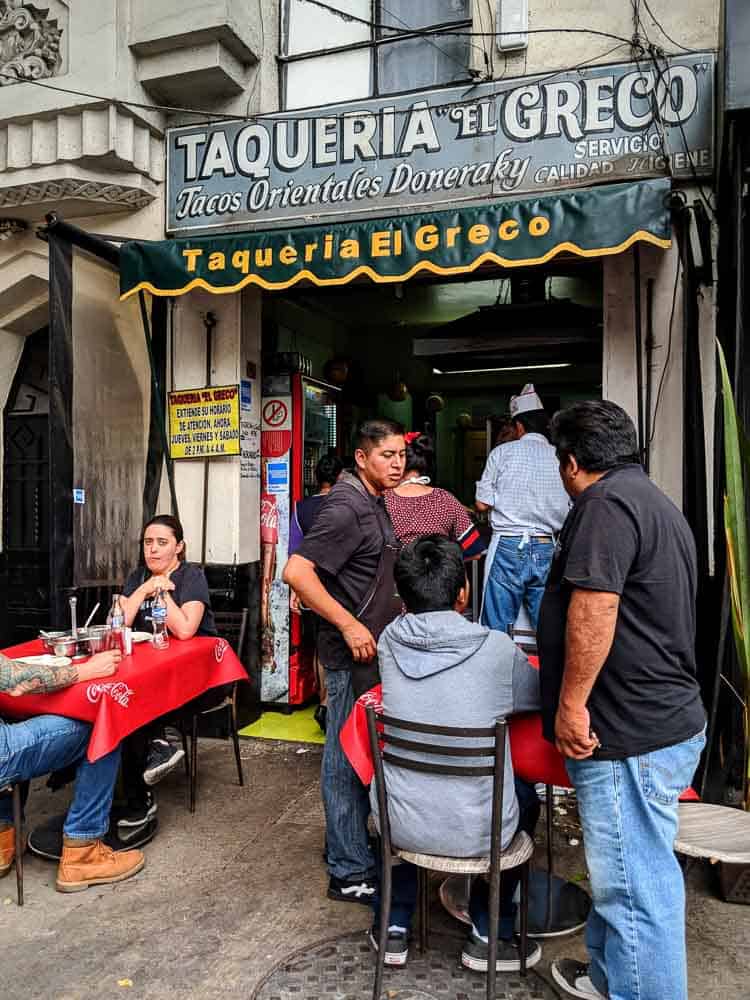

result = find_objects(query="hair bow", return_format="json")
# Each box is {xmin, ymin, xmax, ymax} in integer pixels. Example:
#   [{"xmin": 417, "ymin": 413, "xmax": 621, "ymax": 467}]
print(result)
[{"xmin": 404, "ymin": 431, "xmax": 420, "ymax": 444}]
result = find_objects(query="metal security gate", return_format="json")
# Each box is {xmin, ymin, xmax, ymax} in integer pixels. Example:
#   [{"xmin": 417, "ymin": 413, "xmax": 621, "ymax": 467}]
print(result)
[{"xmin": 2, "ymin": 329, "xmax": 50, "ymax": 644}]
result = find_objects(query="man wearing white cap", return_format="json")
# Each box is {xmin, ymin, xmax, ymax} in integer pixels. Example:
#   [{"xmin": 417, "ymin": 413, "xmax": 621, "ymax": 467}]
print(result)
[{"xmin": 475, "ymin": 384, "xmax": 570, "ymax": 634}]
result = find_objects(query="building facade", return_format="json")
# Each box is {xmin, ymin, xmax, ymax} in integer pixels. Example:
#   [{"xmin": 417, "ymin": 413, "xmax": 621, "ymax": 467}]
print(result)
[{"xmin": 0, "ymin": 2, "xmax": 721, "ymax": 710}]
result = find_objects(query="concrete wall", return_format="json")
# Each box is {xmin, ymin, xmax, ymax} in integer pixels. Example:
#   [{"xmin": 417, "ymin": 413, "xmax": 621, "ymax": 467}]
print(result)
[
  {"xmin": 0, "ymin": 0, "xmax": 276, "ymax": 566},
  {"xmin": 161, "ymin": 288, "xmax": 262, "ymax": 567},
  {"xmin": 603, "ymin": 196, "xmax": 717, "ymax": 543},
  {"xmin": 483, "ymin": 3, "xmax": 718, "ymax": 80}
]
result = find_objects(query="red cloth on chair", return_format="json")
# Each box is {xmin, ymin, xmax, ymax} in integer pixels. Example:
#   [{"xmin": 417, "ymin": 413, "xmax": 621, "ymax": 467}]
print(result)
[
  {"xmin": 340, "ymin": 685, "xmax": 383, "ymax": 785},
  {"xmin": 338, "ymin": 654, "xmax": 698, "ymax": 797},
  {"xmin": 339, "ymin": 680, "xmax": 572, "ymax": 788},
  {"xmin": 0, "ymin": 637, "xmax": 246, "ymax": 761}
]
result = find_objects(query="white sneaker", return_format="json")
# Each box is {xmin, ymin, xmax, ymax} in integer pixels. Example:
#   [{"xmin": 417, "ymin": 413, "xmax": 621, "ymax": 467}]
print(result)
[{"xmin": 551, "ymin": 959, "xmax": 608, "ymax": 999}]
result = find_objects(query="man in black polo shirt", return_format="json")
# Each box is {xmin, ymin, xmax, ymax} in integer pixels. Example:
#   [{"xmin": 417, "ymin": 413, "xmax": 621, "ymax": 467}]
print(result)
[
  {"xmin": 537, "ymin": 401, "xmax": 705, "ymax": 1000},
  {"xmin": 283, "ymin": 419, "xmax": 405, "ymax": 904}
]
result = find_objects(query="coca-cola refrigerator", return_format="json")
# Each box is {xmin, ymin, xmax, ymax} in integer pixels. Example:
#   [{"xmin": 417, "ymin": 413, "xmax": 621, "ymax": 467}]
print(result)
[{"xmin": 260, "ymin": 374, "xmax": 340, "ymax": 705}]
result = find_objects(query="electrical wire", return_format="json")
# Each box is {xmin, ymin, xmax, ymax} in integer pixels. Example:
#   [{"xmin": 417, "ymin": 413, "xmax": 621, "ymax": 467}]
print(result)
[
  {"xmin": 649, "ymin": 247, "xmax": 680, "ymax": 445},
  {"xmin": 631, "ymin": 0, "xmax": 644, "ymax": 42},
  {"xmin": 473, "ymin": 0, "xmax": 493, "ymax": 80},
  {"xmin": 640, "ymin": 0, "xmax": 693, "ymax": 54},
  {"xmin": 0, "ymin": 40, "xmax": 632, "ymax": 126},
  {"xmin": 298, "ymin": 0, "xmax": 638, "ymax": 47},
  {"xmin": 376, "ymin": 0, "xmax": 477, "ymax": 82},
  {"xmin": 646, "ymin": 45, "xmax": 718, "ymax": 221},
  {"xmin": 0, "ymin": 71, "xmax": 239, "ymax": 121},
  {"xmin": 245, "ymin": 0, "xmax": 266, "ymax": 117}
]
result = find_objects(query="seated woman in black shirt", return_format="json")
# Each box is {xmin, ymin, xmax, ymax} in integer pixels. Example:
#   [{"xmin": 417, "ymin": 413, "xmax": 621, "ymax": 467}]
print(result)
[{"xmin": 118, "ymin": 514, "xmax": 216, "ymax": 831}]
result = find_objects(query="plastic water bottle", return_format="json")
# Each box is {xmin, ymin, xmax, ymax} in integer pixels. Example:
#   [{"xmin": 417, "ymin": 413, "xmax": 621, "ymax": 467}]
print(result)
[
  {"xmin": 152, "ymin": 589, "xmax": 170, "ymax": 650},
  {"xmin": 107, "ymin": 594, "xmax": 125, "ymax": 651}
]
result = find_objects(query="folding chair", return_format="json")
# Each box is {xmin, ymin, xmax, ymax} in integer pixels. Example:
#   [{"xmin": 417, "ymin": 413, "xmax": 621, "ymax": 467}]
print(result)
[
  {"xmin": 184, "ymin": 609, "xmax": 248, "ymax": 813},
  {"xmin": 0, "ymin": 782, "xmax": 24, "ymax": 905},
  {"xmin": 366, "ymin": 707, "xmax": 534, "ymax": 1000}
]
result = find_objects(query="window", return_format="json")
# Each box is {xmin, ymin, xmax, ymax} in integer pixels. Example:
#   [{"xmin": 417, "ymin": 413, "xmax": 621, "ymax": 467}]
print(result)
[{"xmin": 281, "ymin": 0, "xmax": 473, "ymax": 110}]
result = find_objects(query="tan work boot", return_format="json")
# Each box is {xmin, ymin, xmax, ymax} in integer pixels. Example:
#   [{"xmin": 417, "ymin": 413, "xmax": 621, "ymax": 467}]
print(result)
[
  {"xmin": 56, "ymin": 839, "xmax": 144, "ymax": 893},
  {"xmin": 0, "ymin": 825, "xmax": 15, "ymax": 877}
]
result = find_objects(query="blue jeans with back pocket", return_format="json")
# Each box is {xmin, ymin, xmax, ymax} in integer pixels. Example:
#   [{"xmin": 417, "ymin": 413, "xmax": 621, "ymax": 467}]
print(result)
[
  {"xmin": 482, "ymin": 535, "xmax": 554, "ymax": 633},
  {"xmin": 566, "ymin": 728, "xmax": 706, "ymax": 1000}
]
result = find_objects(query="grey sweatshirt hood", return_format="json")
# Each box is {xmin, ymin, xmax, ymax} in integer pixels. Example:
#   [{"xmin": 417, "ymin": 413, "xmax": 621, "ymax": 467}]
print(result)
[{"xmin": 380, "ymin": 611, "xmax": 494, "ymax": 679}]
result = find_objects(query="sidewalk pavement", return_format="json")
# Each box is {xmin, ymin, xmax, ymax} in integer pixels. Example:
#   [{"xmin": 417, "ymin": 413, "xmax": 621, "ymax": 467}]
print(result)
[{"xmin": 2, "ymin": 738, "xmax": 748, "ymax": 999}]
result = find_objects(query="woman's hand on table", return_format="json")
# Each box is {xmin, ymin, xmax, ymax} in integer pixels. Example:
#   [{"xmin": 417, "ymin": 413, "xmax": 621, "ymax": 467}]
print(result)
[{"xmin": 78, "ymin": 649, "xmax": 122, "ymax": 682}]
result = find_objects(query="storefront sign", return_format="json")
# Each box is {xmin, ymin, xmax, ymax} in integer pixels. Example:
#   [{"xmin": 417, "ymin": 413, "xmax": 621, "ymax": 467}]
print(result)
[
  {"xmin": 165, "ymin": 53, "xmax": 714, "ymax": 234},
  {"xmin": 168, "ymin": 384, "xmax": 241, "ymax": 458},
  {"xmin": 123, "ymin": 177, "xmax": 670, "ymax": 299}
]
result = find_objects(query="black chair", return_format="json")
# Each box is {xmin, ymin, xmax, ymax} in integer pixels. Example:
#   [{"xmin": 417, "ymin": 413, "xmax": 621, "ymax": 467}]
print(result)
[
  {"xmin": 0, "ymin": 782, "xmax": 24, "ymax": 905},
  {"xmin": 184, "ymin": 610, "xmax": 248, "ymax": 813},
  {"xmin": 366, "ymin": 707, "xmax": 534, "ymax": 1000}
]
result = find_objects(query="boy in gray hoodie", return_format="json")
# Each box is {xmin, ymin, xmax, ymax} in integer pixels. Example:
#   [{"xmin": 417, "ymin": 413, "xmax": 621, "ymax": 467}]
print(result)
[{"xmin": 370, "ymin": 535, "xmax": 542, "ymax": 973}]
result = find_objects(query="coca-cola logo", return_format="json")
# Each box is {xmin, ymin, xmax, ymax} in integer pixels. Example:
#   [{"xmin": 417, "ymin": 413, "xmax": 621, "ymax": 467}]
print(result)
[
  {"xmin": 260, "ymin": 498, "xmax": 278, "ymax": 529},
  {"xmin": 359, "ymin": 689, "xmax": 383, "ymax": 711},
  {"xmin": 86, "ymin": 682, "xmax": 133, "ymax": 708},
  {"xmin": 214, "ymin": 638, "xmax": 229, "ymax": 662}
]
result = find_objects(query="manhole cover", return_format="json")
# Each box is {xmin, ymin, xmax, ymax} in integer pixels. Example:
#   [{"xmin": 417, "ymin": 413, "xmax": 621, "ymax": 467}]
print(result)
[{"xmin": 252, "ymin": 931, "xmax": 558, "ymax": 1000}]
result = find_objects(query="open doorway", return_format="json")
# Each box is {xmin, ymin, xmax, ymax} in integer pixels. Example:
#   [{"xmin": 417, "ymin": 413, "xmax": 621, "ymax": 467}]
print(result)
[
  {"xmin": 263, "ymin": 261, "xmax": 603, "ymax": 502},
  {"xmin": 2, "ymin": 328, "xmax": 50, "ymax": 645}
]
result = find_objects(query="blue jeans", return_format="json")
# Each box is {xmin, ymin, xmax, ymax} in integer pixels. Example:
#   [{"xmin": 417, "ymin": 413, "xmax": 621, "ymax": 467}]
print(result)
[
  {"xmin": 482, "ymin": 536, "xmax": 555, "ymax": 632},
  {"xmin": 566, "ymin": 729, "xmax": 706, "ymax": 1000},
  {"xmin": 322, "ymin": 668, "xmax": 374, "ymax": 880},
  {"xmin": 0, "ymin": 715, "xmax": 121, "ymax": 840},
  {"xmin": 374, "ymin": 777, "xmax": 540, "ymax": 938}
]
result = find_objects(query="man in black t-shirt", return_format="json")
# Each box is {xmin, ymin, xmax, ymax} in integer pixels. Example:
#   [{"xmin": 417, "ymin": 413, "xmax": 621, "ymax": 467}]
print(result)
[
  {"xmin": 537, "ymin": 401, "xmax": 705, "ymax": 1000},
  {"xmin": 284, "ymin": 419, "xmax": 405, "ymax": 906}
]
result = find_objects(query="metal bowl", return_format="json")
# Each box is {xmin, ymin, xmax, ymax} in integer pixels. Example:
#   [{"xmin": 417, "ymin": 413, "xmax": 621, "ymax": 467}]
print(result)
[
  {"xmin": 50, "ymin": 634, "xmax": 79, "ymax": 658},
  {"xmin": 39, "ymin": 630, "xmax": 68, "ymax": 653}
]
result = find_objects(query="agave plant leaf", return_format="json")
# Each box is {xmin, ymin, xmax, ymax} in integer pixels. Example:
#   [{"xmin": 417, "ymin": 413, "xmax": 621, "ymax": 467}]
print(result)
[{"xmin": 717, "ymin": 339, "xmax": 750, "ymax": 803}]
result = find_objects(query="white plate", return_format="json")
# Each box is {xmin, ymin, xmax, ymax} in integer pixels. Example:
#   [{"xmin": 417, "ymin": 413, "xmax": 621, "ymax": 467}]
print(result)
[
  {"xmin": 17, "ymin": 654, "xmax": 72, "ymax": 668},
  {"xmin": 131, "ymin": 632, "xmax": 152, "ymax": 644}
]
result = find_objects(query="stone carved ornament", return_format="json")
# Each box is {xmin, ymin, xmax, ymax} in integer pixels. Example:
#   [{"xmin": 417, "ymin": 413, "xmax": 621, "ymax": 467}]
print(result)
[
  {"xmin": 0, "ymin": 0, "xmax": 62, "ymax": 85},
  {"xmin": 0, "ymin": 178, "xmax": 154, "ymax": 210}
]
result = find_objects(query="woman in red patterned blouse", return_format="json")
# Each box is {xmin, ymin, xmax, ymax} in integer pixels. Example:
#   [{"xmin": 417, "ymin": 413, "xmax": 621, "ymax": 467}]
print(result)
[{"xmin": 385, "ymin": 433, "xmax": 486, "ymax": 558}]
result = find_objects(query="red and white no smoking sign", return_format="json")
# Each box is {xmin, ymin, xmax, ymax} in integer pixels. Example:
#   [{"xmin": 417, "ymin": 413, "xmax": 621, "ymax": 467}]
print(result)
[
  {"xmin": 261, "ymin": 395, "xmax": 292, "ymax": 458},
  {"xmin": 263, "ymin": 399, "xmax": 288, "ymax": 428}
]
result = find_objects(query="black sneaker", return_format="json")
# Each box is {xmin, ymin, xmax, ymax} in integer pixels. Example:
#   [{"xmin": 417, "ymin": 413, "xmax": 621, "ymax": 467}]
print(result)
[
  {"xmin": 551, "ymin": 959, "xmax": 608, "ymax": 998},
  {"xmin": 327, "ymin": 873, "xmax": 377, "ymax": 905},
  {"xmin": 461, "ymin": 932, "xmax": 541, "ymax": 973},
  {"xmin": 143, "ymin": 739, "xmax": 185, "ymax": 786},
  {"xmin": 368, "ymin": 925, "xmax": 409, "ymax": 967},
  {"xmin": 116, "ymin": 792, "xmax": 157, "ymax": 830},
  {"xmin": 314, "ymin": 703, "xmax": 327, "ymax": 734}
]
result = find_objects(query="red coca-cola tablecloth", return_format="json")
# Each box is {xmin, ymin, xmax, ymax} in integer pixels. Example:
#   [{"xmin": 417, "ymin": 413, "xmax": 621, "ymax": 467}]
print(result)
[
  {"xmin": 339, "ymin": 682, "xmax": 572, "ymax": 789},
  {"xmin": 0, "ymin": 636, "xmax": 247, "ymax": 762}
]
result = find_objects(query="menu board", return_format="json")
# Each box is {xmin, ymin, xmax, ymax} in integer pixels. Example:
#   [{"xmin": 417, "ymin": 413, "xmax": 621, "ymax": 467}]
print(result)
[{"xmin": 168, "ymin": 384, "xmax": 240, "ymax": 458}]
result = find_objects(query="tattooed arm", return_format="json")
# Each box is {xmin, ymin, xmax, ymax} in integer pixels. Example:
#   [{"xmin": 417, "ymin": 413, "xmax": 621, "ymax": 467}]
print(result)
[{"xmin": 0, "ymin": 650, "xmax": 122, "ymax": 697}]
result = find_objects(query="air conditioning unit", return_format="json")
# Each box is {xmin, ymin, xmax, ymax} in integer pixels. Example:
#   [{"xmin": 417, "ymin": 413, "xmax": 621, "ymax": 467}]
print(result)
[{"xmin": 496, "ymin": 0, "xmax": 528, "ymax": 51}]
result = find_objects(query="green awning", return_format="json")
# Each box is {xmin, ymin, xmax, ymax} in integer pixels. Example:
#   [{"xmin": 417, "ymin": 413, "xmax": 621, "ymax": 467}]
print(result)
[{"xmin": 120, "ymin": 178, "xmax": 670, "ymax": 300}]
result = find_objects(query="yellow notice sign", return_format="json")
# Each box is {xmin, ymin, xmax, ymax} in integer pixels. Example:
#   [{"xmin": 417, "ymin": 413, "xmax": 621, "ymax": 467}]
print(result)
[{"xmin": 168, "ymin": 384, "xmax": 240, "ymax": 459}]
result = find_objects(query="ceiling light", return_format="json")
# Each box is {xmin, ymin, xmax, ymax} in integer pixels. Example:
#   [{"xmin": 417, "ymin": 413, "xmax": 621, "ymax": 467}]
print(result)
[{"xmin": 433, "ymin": 363, "xmax": 572, "ymax": 375}]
